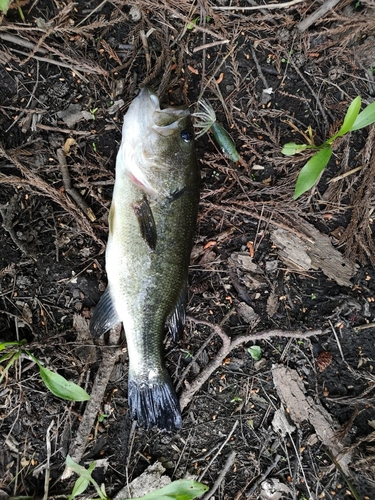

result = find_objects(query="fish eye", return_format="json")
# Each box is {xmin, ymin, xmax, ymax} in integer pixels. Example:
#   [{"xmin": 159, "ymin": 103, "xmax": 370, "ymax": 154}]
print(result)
[{"xmin": 181, "ymin": 130, "xmax": 192, "ymax": 142}]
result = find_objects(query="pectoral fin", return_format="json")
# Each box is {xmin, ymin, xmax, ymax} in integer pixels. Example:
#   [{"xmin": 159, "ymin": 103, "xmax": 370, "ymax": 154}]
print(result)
[
  {"xmin": 133, "ymin": 197, "xmax": 157, "ymax": 250},
  {"xmin": 90, "ymin": 287, "xmax": 121, "ymax": 338},
  {"xmin": 166, "ymin": 282, "xmax": 188, "ymax": 341}
]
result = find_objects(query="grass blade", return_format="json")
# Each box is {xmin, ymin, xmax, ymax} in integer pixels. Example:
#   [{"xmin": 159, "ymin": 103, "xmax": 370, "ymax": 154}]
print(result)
[
  {"xmin": 128, "ymin": 479, "xmax": 209, "ymax": 500},
  {"xmin": 294, "ymin": 147, "xmax": 332, "ymax": 199},
  {"xmin": 351, "ymin": 101, "xmax": 375, "ymax": 131},
  {"xmin": 327, "ymin": 96, "xmax": 361, "ymax": 143},
  {"xmin": 282, "ymin": 142, "xmax": 311, "ymax": 156}
]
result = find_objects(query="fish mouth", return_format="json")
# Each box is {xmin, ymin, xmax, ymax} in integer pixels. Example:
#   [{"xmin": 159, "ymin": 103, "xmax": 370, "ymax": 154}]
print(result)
[{"xmin": 138, "ymin": 87, "xmax": 190, "ymax": 137}]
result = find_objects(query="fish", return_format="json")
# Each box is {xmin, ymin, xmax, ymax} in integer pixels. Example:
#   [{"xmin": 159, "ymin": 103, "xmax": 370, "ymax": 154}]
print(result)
[{"xmin": 90, "ymin": 87, "xmax": 200, "ymax": 431}]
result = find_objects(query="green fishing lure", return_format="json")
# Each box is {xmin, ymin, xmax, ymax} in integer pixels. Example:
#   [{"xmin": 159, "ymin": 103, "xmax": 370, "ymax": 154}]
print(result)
[{"xmin": 193, "ymin": 98, "xmax": 240, "ymax": 162}]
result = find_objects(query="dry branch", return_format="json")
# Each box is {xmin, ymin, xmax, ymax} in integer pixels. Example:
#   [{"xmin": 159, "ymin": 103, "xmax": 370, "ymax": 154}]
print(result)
[
  {"xmin": 297, "ymin": 0, "xmax": 342, "ymax": 32},
  {"xmin": 62, "ymin": 326, "xmax": 122, "ymax": 479},
  {"xmin": 179, "ymin": 317, "xmax": 325, "ymax": 411},
  {"xmin": 57, "ymin": 148, "xmax": 96, "ymax": 222}
]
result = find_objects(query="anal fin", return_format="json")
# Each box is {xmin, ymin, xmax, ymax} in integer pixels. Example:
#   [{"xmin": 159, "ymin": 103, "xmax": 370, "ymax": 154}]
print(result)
[
  {"xmin": 90, "ymin": 287, "xmax": 120, "ymax": 338},
  {"xmin": 166, "ymin": 282, "xmax": 187, "ymax": 342}
]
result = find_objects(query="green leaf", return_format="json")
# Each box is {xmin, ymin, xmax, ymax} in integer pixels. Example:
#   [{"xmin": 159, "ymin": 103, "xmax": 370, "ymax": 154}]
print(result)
[
  {"xmin": 39, "ymin": 365, "xmax": 90, "ymax": 401},
  {"xmin": 294, "ymin": 147, "xmax": 332, "ymax": 200},
  {"xmin": 0, "ymin": 339, "xmax": 27, "ymax": 351},
  {"xmin": 66, "ymin": 455, "xmax": 96, "ymax": 500},
  {"xmin": 327, "ymin": 96, "xmax": 361, "ymax": 143},
  {"xmin": 248, "ymin": 346, "xmax": 262, "ymax": 361},
  {"xmin": 68, "ymin": 474, "xmax": 91, "ymax": 500},
  {"xmin": 27, "ymin": 353, "xmax": 90, "ymax": 401},
  {"xmin": 0, "ymin": 0, "xmax": 11, "ymax": 13},
  {"xmin": 128, "ymin": 479, "xmax": 209, "ymax": 500},
  {"xmin": 281, "ymin": 142, "xmax": 310, "ymax": 156},
  {"xmin": 351, "ymin": 101, "xmax": 375, "ymax": 131},
  {"xmin": 66, "ymin": 455, "xmax": 96, "ymax": 477},
  {"xmin": 187, "ymin": 17, "xmax": 199, "ymax": 30}
]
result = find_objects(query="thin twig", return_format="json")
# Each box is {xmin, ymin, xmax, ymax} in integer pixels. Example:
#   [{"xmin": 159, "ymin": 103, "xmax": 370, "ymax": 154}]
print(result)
[
  {"xmin": 202, "ymin": 451, "xmax": 237, "ymax": 500},
  {"xmin": 76, "ymin": 0, "xmax": 107, "ymax": 27},
  {"xmin": 328, "ymin": 166, "xmax": 362, "ymax": 184},
  {"xmin": 0, "ymin": 31, "xmax": 48, "ymax": 54},
  {"xmin": 297, "ymin": 0, "xmax": 341, "ymax": 33},
  {"xmin": 193, "ymin": 39, "xmax": 230, "ymax": 53},
  {"xmin": 247, "ymin": 454, "xmax": 281, "ymax": 495},
  {"xmin": 56, "ymin": 148, "xmax": 96, "ymax": 222},
  {"xmin": 36, "ymin": 123, "xmax": 93, "ymax": 136},
  {"xmin": 329, "ymin": 319, "xmax": 345, "ymax": 361},
  {"xmin": 250, "ymin": 43, "xmax": 269, "ymax": 90},
  {"xmin": 213, "ymin": 0, "xmax": 306, "ymax": 11},
  {"xmin": 199, "ymin": 420, "xmax": 238, "ymax": 481},
  {"xmin": 354, "ymin": 322, "xmax": 375, "ymax": 331},
  {"xmin": 43, "ymin": 420, "xmax": 55, "ymax": 500},
  {"xmin": 61, "ymin": 325, "xmax": 122, "ymax": 479}
]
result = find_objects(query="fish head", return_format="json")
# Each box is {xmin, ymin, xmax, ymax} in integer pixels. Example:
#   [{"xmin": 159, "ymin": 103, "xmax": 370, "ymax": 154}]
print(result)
[{"xmin": 117, "ymin": 87, "xmax": 197, "ymax": 197}]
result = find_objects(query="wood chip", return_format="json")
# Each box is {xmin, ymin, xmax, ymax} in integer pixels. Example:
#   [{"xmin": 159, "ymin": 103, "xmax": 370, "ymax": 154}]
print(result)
[
  {"xmin": 270, "ymin": 219, "xmax": 355, "ymax": 287},
  {"xmin": 272, "ymin": 364, "xmax": 351, "ymax": 475},
  {"xmin": 187, "ymin": 65, "xmax": 199, "ymax": 75}
]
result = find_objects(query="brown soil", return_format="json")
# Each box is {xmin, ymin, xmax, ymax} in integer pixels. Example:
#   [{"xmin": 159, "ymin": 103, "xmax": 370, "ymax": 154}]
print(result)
[{"xmin": 1, "ymin": 1, "xmax": 375, "ymax": 499}]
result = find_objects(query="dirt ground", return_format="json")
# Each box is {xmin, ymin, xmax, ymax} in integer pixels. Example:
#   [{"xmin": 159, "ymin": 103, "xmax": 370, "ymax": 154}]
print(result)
[{"xmin": 1, "ymin": 0, "xmax": 375, "ymax": 499}]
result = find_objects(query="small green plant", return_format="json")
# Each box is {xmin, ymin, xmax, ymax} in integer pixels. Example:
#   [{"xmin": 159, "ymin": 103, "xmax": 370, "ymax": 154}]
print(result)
[
  {"xmin": 0, "ymin": 340, "xmax": 90, "ymax": 401},
  {"xmin": 67, "ymin": 455, "xmax": 108, "ymax": 500},
  {"xmin": 90, "ymin": 107, "xmax": 99, "ymax": 120},
  {"xmin": 98, "ymin": 413, "xmax": 110, "ymax": 423},
  {"xmin": 66, "ymin": 454, "xmax": 208, "ymax": 500},
  {"xmin": 248, "ymin": 345, "xmax": 262, "ymax": 361},
  {"xmin": 282, "ymin": 96, "xmax": 375, "ymax": 199},
  {"xmin": 0, "ymin": 0, "xmax": 25, "ymax": 20},
  {"xmin": 187, "ymin": 15, "xmax": 211, "ymax": 30}
]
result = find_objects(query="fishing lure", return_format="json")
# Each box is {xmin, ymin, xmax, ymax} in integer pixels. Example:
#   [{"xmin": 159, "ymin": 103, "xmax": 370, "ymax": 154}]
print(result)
[{"xmin": 193, "ymin": 98, "xmax": 240, "ymax": 162}]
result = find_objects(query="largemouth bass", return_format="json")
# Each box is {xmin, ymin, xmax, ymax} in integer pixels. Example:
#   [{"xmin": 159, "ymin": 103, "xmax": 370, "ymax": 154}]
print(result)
[{"xmin": 90, "ymin": 88, "xmax": 200, "ymax": 431}]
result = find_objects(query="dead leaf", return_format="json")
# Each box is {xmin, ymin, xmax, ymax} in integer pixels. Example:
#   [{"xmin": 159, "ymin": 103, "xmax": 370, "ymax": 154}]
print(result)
[
  {"xmin": 63, "ymin": 138, "xmax": 77, "ymax": 155},
  {"xmin": 266, "ymin": 292, "xmax": 279, "ymax": 317}
]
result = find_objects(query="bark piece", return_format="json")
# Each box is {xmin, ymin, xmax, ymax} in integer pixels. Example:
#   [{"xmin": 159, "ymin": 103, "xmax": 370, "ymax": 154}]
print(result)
[
  {"xmin": 270, "ymin": 220, "xmax": 355, "ymax": 287},
  {"xmin": 272, "ymin": 364, "xmax": 351, "ymax": 475},
  {"xmin": 236, "ymin": 301, "xmax": 259, "ymax": 324},
  {"xmin": 114, "ymin": 462, "xmax": 171, "ymax": 500}
]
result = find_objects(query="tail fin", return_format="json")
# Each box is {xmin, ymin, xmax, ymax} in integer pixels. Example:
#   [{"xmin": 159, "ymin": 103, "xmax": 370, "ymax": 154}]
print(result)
[{"xmin": 128, "ymin": 373, "xmax": 182, "ymax": 431}]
